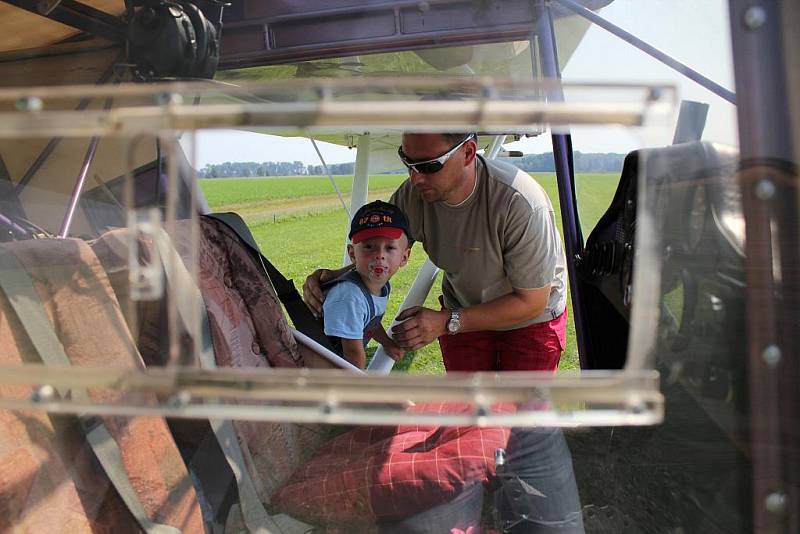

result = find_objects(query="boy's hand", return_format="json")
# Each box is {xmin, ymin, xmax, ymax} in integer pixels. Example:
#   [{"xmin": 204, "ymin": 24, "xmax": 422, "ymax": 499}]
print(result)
[
  {"xmin": 392, "ymin": 306, "xmax": 450, "ymax": 351},
  {"xmin": 302, "ymin": 268, "xmax": 333, "ymax": 316},
  {"xmin": 382, "ymin": 339, "xmax": 406, "ymax": 361}
]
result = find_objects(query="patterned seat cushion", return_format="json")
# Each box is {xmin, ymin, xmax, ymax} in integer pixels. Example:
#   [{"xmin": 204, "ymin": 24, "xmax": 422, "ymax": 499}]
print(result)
[{"xmin": 272, "ymin": 403, "xmax": 511, "ymax": 525}]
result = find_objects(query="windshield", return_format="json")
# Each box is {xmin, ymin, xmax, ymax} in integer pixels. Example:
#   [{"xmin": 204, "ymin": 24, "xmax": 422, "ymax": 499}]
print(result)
[{"xmin": 0, "ymin": 1, "xmax": 787, "ymax": 533}]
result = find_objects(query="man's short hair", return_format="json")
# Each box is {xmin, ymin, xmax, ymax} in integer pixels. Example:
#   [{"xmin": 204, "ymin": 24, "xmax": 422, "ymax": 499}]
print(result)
[{"xmin": 441, "ymin": 133, "xmax": 476, "ymax": 146}]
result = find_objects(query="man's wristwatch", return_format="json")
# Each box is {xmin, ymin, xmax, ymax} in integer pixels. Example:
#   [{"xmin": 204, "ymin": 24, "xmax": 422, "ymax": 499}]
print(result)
[{"xmin": 447, "ymin": 308, "xmax": 462, "ymax": 335}]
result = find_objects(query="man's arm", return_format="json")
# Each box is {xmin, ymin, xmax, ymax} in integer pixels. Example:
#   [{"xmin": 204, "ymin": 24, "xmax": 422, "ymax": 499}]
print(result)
[
  {"xmin": 302, "ymin": 264, "xmax": 355, "ymax": 315},
  {"xmin": 392, "ymin": 285, "xmax": 550, "ymax": 350},
  {"xmin": 339, "ymin": 338, "xmax": 367, "ymax": 369}
]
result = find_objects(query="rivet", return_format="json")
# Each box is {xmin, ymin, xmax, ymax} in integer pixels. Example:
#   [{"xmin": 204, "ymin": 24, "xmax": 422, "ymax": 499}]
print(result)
[
  {"xmin": 155, "ymin": 92, "xmax": 183, "ymax": 106},
  {"xmin": 743, "ymin": 6, "xmax": 767, "ymax": 29},
  {"xmin": 761, "ymin": 345, "xmax": 781, "ymax": 367},
  {"xmin": 765, "ymin": 492, "xmax": 786, "ymax": 514},
  {"xmin": 649, "ymin": 87, "xmax": 663, "ymax": 101},
  {"xmin": 628, "ymin": 401, "xmax": 646, "ymax": 415},
  {"xmin": 168, "ymin": 390, "xmax": 192, "ymax": 408},
  {"xmin": 31, "ymin": 384, "xmax": 55, "ymax": 402},
  {"xmin": 755, "ymin": 179, "xmax": 775, "ymax": 200},
  {"xmin": 16, "ymin": 96, "xmax": 43, "ymax": 112}
]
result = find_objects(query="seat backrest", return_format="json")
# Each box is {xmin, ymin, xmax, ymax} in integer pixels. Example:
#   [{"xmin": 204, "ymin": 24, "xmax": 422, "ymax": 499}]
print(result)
[
  {"xmin": 91, "ymin": 217, "xmax": 330, "ymax": 510},
  {"xmin": 576, "ymin": 140, "xmax": 740, "ymax": 370},
  {"xmin": 0, "ymin": 237, "xmax": 203, "ymax": 533}
]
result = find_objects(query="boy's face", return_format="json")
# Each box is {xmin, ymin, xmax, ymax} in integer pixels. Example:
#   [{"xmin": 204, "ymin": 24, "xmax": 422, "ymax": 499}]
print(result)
[{"xmin": 348, "ymin": 234, "xmax": 410, "ymax": 285}]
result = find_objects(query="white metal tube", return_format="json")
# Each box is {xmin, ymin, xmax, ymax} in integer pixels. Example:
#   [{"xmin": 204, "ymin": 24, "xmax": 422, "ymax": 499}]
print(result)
[
  {"xmin": 290, "ymin": 328, "xmax": 365, "ymax": 374},
  {"xmin": 342, "ymin": 133, "xmax": 371, "ymax": 265},
  {"xmin": 367, "ymin": 258, "xmax": 440, "ymax": 373},
  {"xmin": 485, "ymin": 135, "xmax": 506, "ymax": 160}
]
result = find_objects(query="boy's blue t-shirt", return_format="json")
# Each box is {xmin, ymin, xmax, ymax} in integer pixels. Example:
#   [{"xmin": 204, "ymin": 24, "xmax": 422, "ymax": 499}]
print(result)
[{"xmin": 323, "ymin": 276, "xmax": 390, "ymax": 347}]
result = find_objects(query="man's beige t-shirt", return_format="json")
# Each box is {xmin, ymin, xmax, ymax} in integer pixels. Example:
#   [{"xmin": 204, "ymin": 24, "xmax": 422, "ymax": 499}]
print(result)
[{"xmin": 391, "ymin": 156, "xmax": 567, "ymax": 330}]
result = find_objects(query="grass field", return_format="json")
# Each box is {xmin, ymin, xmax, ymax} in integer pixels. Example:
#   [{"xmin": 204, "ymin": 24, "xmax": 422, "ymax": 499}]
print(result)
[{"xmin": 200, "ymin": 172, "xmax": 619, "ymax": 373}]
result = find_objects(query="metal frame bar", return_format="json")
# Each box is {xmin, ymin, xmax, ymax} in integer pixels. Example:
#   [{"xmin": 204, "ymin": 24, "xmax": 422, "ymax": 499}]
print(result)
[
  {"xmin": 58, "ymin": 136, "xmax": 100, "ymax": 237},
  {"xmin": 485, "ymin": 135, "xmax": 506, "ymax": 159},
  {"xmin": 218, "ymin": 0, "xmax": 613, "ymax": 70},
  {"xmin": 0, "ymin": 98, "xmax": 658, "ymax": 139},
  {"xmin": 553, "ymin": 0, "xmax": 736, "ymax": 104},
  {"xmin": 58, "ymin": 95, "xmax": 114, "ymax": 238},
  {"xmin": 728, "ymin": 1, "xmax": 799, "ymax": 530},
  {"xmin": 1, "ymin": 0, "xmax": 125, "ymax": 43},
  {"xmin": 343, "ymin": 133, "xmax": 372, "ymax": 265},
  {"xmin": 0, "ymin": 362, "xmax": 663, "ymax": 426},
  {"xmin": 534, "ymin": 0, "xmax": 589, "ymax": 367},
  {"xmin": 13, "ymin": 62, "xmax": 116, "ymax": 195}
]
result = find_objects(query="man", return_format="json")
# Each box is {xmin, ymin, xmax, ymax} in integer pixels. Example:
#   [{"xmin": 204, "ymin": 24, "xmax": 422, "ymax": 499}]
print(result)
[
  {"xmin": 302, "ymin": 134, "xmax": 583, "ymax": 533},
  {"xmin": 304, "ymin": 132, "xmax": 567, "ymax": 372}
]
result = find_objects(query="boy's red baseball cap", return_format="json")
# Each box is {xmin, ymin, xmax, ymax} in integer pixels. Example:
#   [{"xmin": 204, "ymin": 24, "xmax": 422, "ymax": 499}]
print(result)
[{"xmin": 349, "ymin": 200, "xmax": 411, "ymax": 244}]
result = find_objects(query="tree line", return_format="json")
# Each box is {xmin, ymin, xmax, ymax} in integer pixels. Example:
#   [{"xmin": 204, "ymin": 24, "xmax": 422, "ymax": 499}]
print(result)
[
  {"xmin": 198, "ymin": 151, "xmax": 625, "ymax": 178},
  {"xmin": 503, "ymin": 151, "xmax": 626, "ymax": 173}
]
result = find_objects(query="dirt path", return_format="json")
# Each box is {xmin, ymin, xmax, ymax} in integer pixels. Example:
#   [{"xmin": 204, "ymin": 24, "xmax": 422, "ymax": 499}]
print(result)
[{"xmin": 214, "ymin": 188, "xmax": 398, "ymax": 223}]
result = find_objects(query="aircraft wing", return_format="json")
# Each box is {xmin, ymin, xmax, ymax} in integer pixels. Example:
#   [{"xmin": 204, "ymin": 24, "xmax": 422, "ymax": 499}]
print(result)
[{"xmin": 215, "ymin": 0, "xmax": 614, "ymax": 151}]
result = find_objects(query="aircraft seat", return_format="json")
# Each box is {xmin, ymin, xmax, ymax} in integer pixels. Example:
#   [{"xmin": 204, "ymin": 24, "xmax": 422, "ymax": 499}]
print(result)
[
  {"xmin": 577, "ymin": 140, "xmax": 741, "ymax": 372},
  {"xmin": 89, "ymin": 219, "xmax": 330, "ymax": 531},
  {"xmin": 0, "ymin": 237, "xmax": 204, "ymax": 534}
]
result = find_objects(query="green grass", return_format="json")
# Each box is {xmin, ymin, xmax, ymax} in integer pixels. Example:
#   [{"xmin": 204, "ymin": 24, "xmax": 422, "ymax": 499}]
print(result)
[
  {"xmin": 201, "ymin": 174, "xmax": 403, "ymax": 207},
  {"xmin": 200, "ymin": 172, "xmax": 619, "ymax": 374}
]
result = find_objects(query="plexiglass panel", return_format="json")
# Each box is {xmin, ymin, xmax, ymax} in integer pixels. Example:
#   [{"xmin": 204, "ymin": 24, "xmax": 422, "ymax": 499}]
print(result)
[{"xmin": 0, "ymin": 0, "xmax": 779, "ymax": 532}]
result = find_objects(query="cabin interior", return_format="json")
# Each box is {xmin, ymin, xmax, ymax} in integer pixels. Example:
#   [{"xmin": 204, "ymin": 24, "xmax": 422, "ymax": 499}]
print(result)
[{"xmin": 0, "ymin": 1, "xmax": 797, "ymax": 533}]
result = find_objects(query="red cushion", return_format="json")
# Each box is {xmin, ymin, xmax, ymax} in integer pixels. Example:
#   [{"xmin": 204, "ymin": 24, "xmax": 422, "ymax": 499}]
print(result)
[{"xmin": 272, "ymin": 403, "xmax": 511, "ymax": 524}]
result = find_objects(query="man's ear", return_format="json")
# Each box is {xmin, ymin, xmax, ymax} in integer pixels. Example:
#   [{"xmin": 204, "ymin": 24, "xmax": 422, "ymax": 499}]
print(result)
[
  {"xmin": 347, "ymin": 243, "xmax": 356, "ymax": 263},
  {"xmin": 462, "ymin": 138, "xmax": 478, "ymax": 166}
]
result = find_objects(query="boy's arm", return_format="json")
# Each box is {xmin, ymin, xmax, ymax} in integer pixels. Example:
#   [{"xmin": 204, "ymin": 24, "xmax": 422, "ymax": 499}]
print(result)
[
  {"xmin": 339, "ymin": 338, "xmax": 367, "ymax": 370},
  {"xmin": 372, "ymin": 324, "xmax": 406, "ymax": 361}
]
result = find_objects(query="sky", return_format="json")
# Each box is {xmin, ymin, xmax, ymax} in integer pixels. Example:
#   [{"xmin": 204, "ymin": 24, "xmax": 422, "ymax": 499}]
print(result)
[{"xmin": 189, "ymin": 0, "xmax": 736, "ymax": 168}]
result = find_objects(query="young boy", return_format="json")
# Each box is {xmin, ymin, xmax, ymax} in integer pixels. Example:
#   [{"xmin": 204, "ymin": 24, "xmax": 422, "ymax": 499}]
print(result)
[{"xmin": 322, "ymin": 200, "xmax": 411, "ymax": 369}]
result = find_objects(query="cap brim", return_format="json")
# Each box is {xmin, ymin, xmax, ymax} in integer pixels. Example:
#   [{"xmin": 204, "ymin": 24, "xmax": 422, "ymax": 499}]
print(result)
[{"xmin": 351, "ymin": 227, "xmax": 404, "ymax": 244}]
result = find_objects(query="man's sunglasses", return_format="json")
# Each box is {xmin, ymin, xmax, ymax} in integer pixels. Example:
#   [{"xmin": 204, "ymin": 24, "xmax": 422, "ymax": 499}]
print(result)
[{"xmin": 397, "ymin": 134, "xmax": 475, "ymax": 175}]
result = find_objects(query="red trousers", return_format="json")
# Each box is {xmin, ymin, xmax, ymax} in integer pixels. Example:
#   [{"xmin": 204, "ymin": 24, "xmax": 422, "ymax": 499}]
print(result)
[{"xmin": 438, "ymin": 310, "xmax": 567, "ymax": 372}]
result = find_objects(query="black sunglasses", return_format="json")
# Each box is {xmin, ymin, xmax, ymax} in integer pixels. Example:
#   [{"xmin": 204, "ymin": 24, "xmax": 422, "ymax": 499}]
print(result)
[{"xmin": 397, "ymin": 134, "xmax": 475, "ymax": 175}]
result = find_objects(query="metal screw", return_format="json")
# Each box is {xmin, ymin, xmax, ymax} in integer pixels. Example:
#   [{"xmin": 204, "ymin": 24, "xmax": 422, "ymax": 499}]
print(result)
[
  {"xmin": 628, "ymin": 401, "xmax": 646, "ymax": 415},
  {"xmin": 649, "ymin": 87, "xmax": 663, "ymax": 101},
  {"xmin": 765, "ymin": 492, "xmax": 786, "ymax": 514},
  {"xmin": 16, "ymin": 96, "xmax": 43, "ymax": 112},
  {"xmin": 743, "ymin": 6, "xmax": 767, "ymax": 29},
  {"xmin": 761, "ymin": 345, "xmax": 782, "ymax": 368},
  {"xmin": 155, "ymin": 92, "xmax": 183, "ymax": 106},
  {"xmin": 755, "ymin": 179, "xmax": 775, "ymax": 200},
  {"xmin": 31, "ymin": 384, "xmax": 55, "ymax": 402},
  {"xmin": 168, "ymin": 390, "xmax": 192, "ymax": 408}
]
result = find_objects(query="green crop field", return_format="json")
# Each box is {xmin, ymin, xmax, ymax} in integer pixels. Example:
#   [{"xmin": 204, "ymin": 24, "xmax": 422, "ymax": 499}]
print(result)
[{"xmin": 200, "ymin": 172, "xmax": 619, "ymax": 374}]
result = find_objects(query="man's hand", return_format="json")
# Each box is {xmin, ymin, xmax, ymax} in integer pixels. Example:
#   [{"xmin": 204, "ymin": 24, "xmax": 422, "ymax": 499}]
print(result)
[
  {"xmin": 302, "ymin": 268, "xmax": 333, "ymax": 316},
  {"xmin": 391, "ymin": 306, "xmax": 450, "ymax": 351}
]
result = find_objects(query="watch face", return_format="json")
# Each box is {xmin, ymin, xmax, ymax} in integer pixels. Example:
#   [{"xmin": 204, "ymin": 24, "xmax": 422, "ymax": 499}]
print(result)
[{"xmin": 448, "ymin": 311, "xmax": 460, "ymax": 333}]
